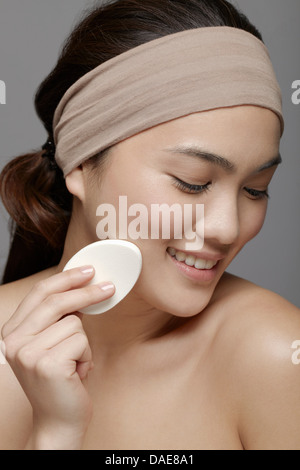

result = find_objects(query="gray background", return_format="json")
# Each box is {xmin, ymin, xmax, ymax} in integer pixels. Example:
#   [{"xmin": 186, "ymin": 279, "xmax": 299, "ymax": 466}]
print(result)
[{"xmin": 0, "ymin": 0, "xmax": 299, "ymax": 306}]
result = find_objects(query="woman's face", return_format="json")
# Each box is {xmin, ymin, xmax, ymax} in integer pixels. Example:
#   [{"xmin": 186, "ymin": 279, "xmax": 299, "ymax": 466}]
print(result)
[{"xmin": 74, "ymin": 105, "xmax": 281, "ymax": 317}]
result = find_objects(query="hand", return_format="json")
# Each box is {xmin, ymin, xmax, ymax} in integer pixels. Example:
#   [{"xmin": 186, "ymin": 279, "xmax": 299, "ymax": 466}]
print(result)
[{"xmin": 1, "ymin": 266, "xmax": 115, "ymax": 449}]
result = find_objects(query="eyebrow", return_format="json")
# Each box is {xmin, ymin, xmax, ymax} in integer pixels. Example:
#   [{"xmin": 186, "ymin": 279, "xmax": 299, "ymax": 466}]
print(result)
[{"xmin": 164, "ymin": 146, "xmax": 282, "ymax": 174}]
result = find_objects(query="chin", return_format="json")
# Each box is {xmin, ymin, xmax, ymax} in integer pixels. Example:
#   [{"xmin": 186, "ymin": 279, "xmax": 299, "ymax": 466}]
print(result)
[
  {"xmin": 166, "ymin": 300, "xmax": 210, "ymax": 317},
  {"xmin": 141, "ymin": 285, "xmax": 212, "ymax": 318},
  {"xmin": 134, "ymin": 256, "xmax": 216, "ymax": 317}
]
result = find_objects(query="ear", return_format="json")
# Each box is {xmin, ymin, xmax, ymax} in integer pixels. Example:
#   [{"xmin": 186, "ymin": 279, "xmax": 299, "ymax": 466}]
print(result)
[{"xmin": 65, "ymin": 166, "xmax": 86, "ymax": 202}]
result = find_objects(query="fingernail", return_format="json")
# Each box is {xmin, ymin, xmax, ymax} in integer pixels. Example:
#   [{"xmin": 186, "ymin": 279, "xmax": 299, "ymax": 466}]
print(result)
[
  {"xmin": 98, "ymin": 282, "xmax": 115, "ymax": 292},
  {"xmin": 80, "ymin": 266, "xmax": 94, "ymax": 275}
]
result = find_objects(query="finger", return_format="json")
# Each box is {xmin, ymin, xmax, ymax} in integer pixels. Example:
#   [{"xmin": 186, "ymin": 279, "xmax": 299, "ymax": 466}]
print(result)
[
  {"xmin": 13, "ymin": 314, "xmax": 86, "ymax": 356},
  {"xmin": 6, "ymin": 281, "xmax": 115, "ymax": 338},
  {"xmin": 36, "ymin": 332, "xmax": 93, "ymax": 381},
  {"xmin": 2, "ymin": 266, "xmax": 95, "ymax": 337},
  {"xmin": 76, "ymin": 360, "xmax": 94, "ymax": 381}
]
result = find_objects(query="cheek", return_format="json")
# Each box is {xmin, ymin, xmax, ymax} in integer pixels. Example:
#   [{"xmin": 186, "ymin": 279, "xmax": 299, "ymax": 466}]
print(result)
[
  {"xmin": 240, "ymin": 203, "xmax": 268, "ymax": 243},
  {"xmin": 97, "ymin": 164, "xmax": 182, "ymax": 243}
]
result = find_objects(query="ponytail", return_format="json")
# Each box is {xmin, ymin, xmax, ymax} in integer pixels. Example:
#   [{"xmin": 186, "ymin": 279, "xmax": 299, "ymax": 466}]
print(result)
[{"xmin": 0, "ymin": 150, "xmax": 72, "ymax": 283}]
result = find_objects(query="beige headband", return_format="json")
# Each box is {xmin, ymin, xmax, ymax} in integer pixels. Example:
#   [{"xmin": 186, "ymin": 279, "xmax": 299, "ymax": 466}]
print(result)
[{"xmin": 53, "ymin": 26, "xmax": 284, "ymax": 176}]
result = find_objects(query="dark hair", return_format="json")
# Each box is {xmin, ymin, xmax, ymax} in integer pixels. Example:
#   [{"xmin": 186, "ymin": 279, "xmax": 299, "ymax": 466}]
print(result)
[{"xmin": 0, "ymin": 0, "xmax": 262, "ymax": 284}]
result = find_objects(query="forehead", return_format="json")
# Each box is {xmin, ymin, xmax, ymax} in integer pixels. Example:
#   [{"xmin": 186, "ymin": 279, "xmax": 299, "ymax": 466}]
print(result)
[{"xmin": 116, "ymin": 105, "xmax": 281, "ymax": 162}]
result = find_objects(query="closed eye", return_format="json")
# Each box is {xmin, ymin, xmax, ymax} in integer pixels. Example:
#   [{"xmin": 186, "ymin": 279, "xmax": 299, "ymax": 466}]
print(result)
[
  {"xmin": 172, "ymin": 178, "xmax": 270, "ymax": 200},
  {"xmin": 172, "ymin": 178, "xmax": 211, "ymax": 194},
  {"xmin": 244, "ymin": 187, "xmax": 269, "ymax": 200}
]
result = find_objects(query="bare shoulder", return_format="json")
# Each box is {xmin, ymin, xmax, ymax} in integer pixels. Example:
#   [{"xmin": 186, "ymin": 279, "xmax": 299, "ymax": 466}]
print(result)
[
  {"xmin": 214, "ymin": 271, "xmax": 300, "ymax": 335},
  {"xmin": 212, "ymin": 272, "xmax": 300, "ymax": 450},
  {"xmin": 0, "ymin": 267, "xmax": 57, "ymax": 329},
  {"xmin": 0, "ymin": 279, "xmax": 30, "ymax": 327}
]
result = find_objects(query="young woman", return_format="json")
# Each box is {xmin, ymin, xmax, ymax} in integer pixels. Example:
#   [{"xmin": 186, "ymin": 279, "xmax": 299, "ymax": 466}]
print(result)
[{"xmin": 0, "ymin": 0, "xmax": 299, "ymax": 450}]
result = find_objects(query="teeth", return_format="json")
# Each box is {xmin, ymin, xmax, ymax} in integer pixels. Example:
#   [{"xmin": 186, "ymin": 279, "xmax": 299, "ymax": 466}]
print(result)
[
  {"xmin": 185, "ymin": 255, "xmax": 196, "ymax": 267},
  {"xmin": 168, "ymin": 247, "xmax": 177, "ymax": 257},
  {"xmin": 195, "ymin": 258, "xmax": 207, "ymax": 269},
  {"xmin": 167, "ymin": 247, "xmax": 218, "ymax": 270},
  {"xmin": 175, "ymin": 251, "xmax": 186, "ymax": 262}
]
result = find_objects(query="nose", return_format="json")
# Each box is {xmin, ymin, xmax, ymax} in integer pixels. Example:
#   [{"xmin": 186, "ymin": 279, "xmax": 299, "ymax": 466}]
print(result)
[{"xmin": 203, "ymin": 193, "xmax": 240, "ymax": 246}]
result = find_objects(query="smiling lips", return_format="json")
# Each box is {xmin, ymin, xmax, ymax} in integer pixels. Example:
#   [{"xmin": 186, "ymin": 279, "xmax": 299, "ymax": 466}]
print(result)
[{"xmin": 167, "ymin": 247, "xmax": 219, "ymax": 270}]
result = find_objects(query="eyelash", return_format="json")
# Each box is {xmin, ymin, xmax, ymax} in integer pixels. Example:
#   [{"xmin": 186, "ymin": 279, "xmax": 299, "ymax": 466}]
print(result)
[{"xmin": 173, "ymin": 178, "xmax": 270, "ymax": 200}]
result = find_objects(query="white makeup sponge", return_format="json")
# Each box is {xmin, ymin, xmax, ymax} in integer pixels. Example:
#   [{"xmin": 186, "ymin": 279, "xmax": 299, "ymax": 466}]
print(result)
[{"xmin": 63, "ymin": 240, "xmax": 142, "ymax": 315}]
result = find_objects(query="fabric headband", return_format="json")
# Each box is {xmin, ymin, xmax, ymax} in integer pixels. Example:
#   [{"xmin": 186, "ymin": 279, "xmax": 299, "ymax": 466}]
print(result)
[{"xmin": 53, "ymin": 26, "xmax": 284, "ymax": 177}]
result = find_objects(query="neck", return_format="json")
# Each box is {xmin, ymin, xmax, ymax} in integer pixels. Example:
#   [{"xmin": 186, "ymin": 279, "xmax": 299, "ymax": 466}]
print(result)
[{"xmin": 81, "ymin": 296, "xmax": 183, "ymax": 358}]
